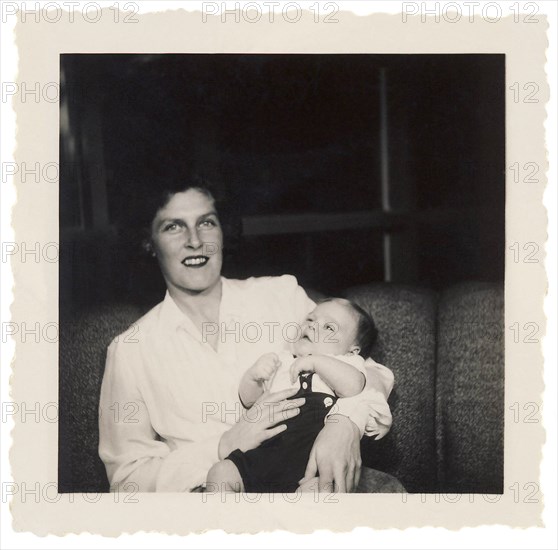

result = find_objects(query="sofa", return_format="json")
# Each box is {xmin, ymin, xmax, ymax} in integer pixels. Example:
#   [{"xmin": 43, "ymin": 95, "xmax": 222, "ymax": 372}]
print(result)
[{"xmin": 59, "ymin": 281, "xmax": 504, "ymax": 494}]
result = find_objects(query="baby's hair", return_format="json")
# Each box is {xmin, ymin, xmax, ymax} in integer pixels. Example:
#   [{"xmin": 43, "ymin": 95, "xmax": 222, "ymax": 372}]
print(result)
[{"xmin": 320, "ymin": 297, "xmax": 378, "ymax": 358}]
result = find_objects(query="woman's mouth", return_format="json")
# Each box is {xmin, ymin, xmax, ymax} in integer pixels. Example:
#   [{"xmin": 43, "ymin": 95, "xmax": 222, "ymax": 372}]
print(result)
[{"xmin": 182, "ymin": 255, "xmax": 210, "ymax": 268}]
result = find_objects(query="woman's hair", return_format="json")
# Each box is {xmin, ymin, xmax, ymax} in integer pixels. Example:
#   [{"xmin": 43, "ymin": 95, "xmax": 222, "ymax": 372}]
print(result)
[
  {"xmin": 121, "ymin": 174, "xmax": 241, "ymax": 253},
  {"xmin": 320, "ymin": 297, "xmax": 378, "ymax": 358}
]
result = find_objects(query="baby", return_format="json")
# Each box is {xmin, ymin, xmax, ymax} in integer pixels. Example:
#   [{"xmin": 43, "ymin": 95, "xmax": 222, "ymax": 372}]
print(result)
[{"xmin": 206, "ymin": 297, "xmax": 378, "ymax": 493}]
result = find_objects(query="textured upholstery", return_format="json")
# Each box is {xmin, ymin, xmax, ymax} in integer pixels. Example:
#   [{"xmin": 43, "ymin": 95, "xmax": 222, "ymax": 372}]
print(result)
[
  {"xmin": 343, "ymin": 284, "xmax": 438, "ymax": 493},
  {"xmin": 59, "ymin": 304, "xmax": 146, "ymax": 492},
  {"xmin": 436, "ymin": 282, "xmax": 504, "ymax": 493},
  {"xmin": 356, "ymin": 466, "xmax": 407, "ymax": 493},
  {"xmin": 58, "ymin": 282, "xmax": 504, "ymax": 494}
]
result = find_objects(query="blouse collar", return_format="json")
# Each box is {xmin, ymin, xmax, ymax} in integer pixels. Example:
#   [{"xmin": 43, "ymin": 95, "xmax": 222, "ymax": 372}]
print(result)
[{"xmin": 158, "ymin": 277, "xmax": 238, "ymax": 340}]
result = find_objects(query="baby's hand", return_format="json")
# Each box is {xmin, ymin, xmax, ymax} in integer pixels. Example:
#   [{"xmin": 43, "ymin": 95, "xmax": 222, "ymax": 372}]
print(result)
[
  {"xmin": 250, "ymin": 352, "xmax": 281, "ymax": 384},
  {"xmin": 290, "ymin": 356, "xmax": 315, "ymax": 384}
]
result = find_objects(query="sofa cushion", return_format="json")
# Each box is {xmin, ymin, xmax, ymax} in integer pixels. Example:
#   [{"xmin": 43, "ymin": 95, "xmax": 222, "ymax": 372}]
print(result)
[
  {"xmin": 343, "ymin": 284, "xmax": 438, "ymax": 492},
  {"xmin": 356, "ymin": 466, "xmax": 407, "ymax": 493},
  {"xmin": 436, "ymin": 282, "xmax": 504, "ymax": 493},
  {"xmin": 59, "ymin": 304, "xmax": 146, "ymax": 492}
]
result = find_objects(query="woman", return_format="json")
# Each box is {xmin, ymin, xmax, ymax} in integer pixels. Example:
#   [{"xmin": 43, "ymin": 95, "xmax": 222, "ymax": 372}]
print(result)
[{"xmin": 99, "ymin": 184, "xmax": 395, "ymax": 492}]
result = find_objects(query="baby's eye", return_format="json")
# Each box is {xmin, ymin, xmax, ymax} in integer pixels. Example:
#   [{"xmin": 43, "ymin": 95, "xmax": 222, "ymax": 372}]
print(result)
[{"xmin": 325, "ymin": 323, "xmax": 336, "ymax": 332}]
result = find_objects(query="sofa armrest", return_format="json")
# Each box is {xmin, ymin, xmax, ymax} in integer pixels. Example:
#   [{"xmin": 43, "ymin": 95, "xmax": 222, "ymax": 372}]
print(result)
[
  {"xmin": 436, "ymin": 282, "xmax": 504, "ymax": 493},
  {"xmin": 344, "ymin": 283, "xmax": 438, "ymax": 492}
]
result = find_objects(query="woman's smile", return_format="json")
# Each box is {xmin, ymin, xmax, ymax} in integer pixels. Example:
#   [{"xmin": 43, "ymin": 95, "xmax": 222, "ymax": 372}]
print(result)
[{"xmin": 182, "ymin": 255, "xmax": 210, "ymax": 268}]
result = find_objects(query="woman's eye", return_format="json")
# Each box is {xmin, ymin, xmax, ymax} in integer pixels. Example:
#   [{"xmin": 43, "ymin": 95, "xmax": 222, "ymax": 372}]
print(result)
[
  {"xmin": 163, "ymin": 223, "xmax": 180, "ymax": 232},
  {"xmin": 199, "ymin": 219, "xmax": 216, "ymax": 228}
]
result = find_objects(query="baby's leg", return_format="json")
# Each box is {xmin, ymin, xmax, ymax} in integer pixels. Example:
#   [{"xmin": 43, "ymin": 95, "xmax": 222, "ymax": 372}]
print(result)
[{"xmin": 206, "ymin": 459, "xmax": 244, "ymax": 493}]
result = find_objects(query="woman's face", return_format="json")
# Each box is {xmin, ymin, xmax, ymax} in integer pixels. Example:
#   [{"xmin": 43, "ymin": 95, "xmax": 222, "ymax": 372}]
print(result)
[{"xmin": 150, "ymin": 189, "xmax": 224, "ymax": 295}]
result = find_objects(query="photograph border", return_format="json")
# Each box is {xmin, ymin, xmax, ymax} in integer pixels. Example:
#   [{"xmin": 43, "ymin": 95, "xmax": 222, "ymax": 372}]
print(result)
[{"xmin": 3, "ymin": 2, "xmax": 551, "ymax": 536}]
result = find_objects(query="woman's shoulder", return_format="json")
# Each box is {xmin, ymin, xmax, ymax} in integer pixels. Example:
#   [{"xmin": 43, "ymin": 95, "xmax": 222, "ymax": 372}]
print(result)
[
  {"xmin": 108, "ymin": 299, "xmax": 165, "ymax": 348},
  {"xmin": 224, "ymin": 274, "xmax": 301, "ymax": 294}
]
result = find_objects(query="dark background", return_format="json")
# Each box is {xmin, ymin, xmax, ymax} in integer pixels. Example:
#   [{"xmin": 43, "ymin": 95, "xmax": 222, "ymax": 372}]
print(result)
[{"xmin": 60, "ymin": 54, "xmax": 505, "ymax": 312}]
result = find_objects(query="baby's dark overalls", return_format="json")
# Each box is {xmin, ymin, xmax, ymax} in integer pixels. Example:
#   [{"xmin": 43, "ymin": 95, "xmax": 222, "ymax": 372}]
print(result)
[{"xmin": 226, "ymin": 373, "xmax": 338, "ymax": 492}]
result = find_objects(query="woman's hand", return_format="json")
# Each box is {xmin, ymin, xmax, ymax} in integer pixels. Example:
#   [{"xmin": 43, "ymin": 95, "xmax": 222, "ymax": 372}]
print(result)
[
  {"xmin": 299, "ymin": 414, "xmax": 362, "ymax": 492},
  {"xmin": 218, "ymin": 387, "xmax": 304, "ymax": 460}
]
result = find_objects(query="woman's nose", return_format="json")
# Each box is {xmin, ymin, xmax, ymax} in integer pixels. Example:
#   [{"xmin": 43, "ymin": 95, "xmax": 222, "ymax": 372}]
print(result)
[{"xmin": 185, "ymin": 228, "xmax": 201, "ymax": 249}]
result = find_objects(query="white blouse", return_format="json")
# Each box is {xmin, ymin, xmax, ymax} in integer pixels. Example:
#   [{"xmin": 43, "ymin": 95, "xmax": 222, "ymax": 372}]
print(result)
[{"xmin": 98, "ymin": 275, "xmax": 394, "ymax": 492}]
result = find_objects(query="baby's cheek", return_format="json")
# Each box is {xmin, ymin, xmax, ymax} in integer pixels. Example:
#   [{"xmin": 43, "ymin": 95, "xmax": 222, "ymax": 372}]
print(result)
[{"xmin": 319, "ymin": 340, "xmax": 343, "ymax": 355}]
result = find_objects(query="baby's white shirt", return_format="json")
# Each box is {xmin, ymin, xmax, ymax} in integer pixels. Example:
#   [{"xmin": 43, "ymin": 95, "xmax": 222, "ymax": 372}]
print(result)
[{"xmin": 269, "ymin": 351, "xmax": 367, "ymax": 396}]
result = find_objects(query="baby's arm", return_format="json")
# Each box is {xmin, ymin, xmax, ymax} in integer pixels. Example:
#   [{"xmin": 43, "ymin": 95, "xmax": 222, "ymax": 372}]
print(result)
[
  {"xmin": 239, "ymin": 352, "xmax": 282, "ymax": 408},
  {"xmin": 290, "ymin": 355, "xmax": 365, "ymax": 398}
]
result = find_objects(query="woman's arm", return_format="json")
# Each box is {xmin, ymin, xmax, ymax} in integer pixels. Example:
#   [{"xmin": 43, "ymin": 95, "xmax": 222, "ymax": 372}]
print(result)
[
  {"xmin": 99, "ymin": 339, "xmax": 221, "ymax": 492},
  {"xmin": 299, "ymin": 360, "xmax": 394, "ymax": 492},
  {"xmin": 99, "ymin": 339, "xmax": 304, "ymax": 491},
  {"xmin": 290, "ymin": 355, "xmax": 365, "ymax": 398},
  {"xmin": 300, "ymin": 414, "xmax": 362, "ymax": 493}
]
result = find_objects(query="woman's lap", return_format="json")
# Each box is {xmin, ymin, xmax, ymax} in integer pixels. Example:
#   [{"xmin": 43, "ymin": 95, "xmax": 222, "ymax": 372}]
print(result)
[
  {"xmin": 197, "ymin": 467, "xmax": 406, "ymax": 493},
  {"xmin": 356, "ymin": 467, "xmax": 406, "ymax": 493}
]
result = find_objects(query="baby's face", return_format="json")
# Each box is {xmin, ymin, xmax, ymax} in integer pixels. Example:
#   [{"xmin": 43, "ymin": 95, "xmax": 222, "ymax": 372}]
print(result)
[{"xmin": 293, "ymin": 300, "xmax": 359, "ymax": 357}]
